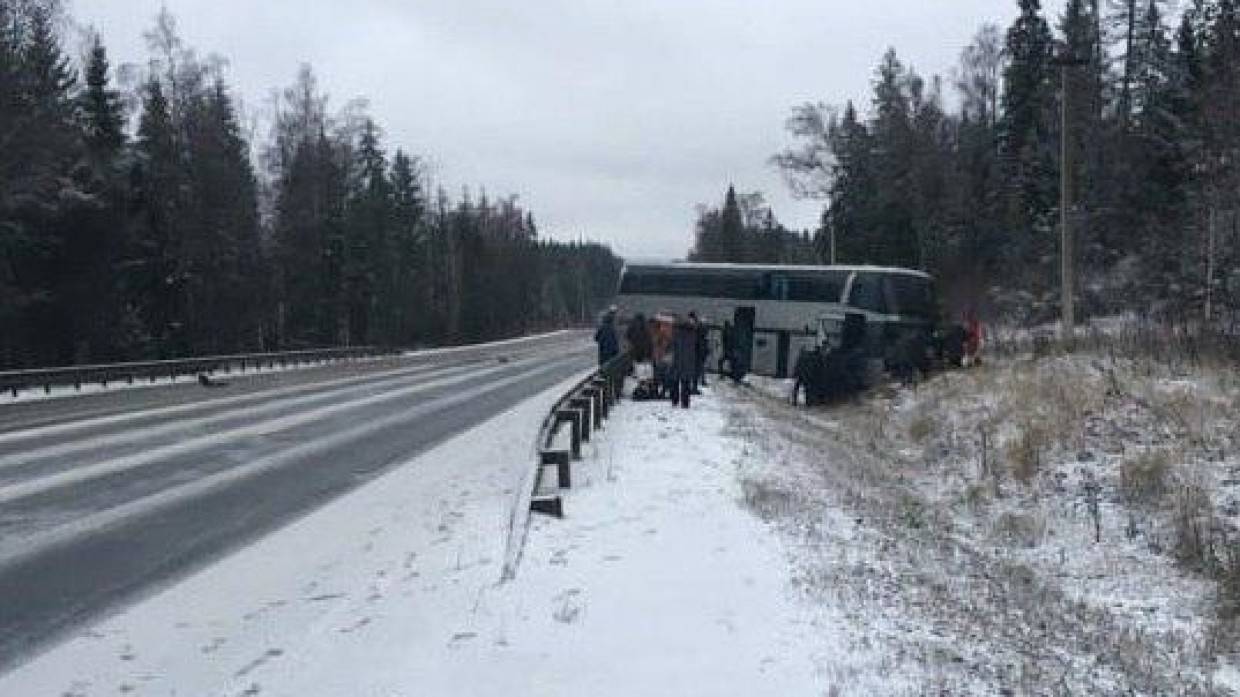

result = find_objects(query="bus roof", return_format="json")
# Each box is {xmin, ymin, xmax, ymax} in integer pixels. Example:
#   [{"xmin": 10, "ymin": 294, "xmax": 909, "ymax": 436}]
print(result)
[{"xmin": 620, "ymin": 262, "xmax": 933, "ymax": 280}]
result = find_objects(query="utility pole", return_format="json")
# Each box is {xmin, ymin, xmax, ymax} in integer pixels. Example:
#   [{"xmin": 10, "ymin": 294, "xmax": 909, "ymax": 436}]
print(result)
[
  {"xmin": 1206, "ymin": 205, "xmax": 1216, "ymax": 323},
  {"xmin": 1054, "ymin": 53, "xmax": 1088, "ymax": 345}
]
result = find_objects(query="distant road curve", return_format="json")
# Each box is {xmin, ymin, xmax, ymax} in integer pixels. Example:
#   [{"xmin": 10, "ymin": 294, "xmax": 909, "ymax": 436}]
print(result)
[{"xmin": 0, "ymin": 330, "xmax": 594, "ymax": 673}]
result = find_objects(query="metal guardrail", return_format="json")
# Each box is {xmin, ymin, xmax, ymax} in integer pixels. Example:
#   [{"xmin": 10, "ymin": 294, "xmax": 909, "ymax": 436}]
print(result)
[
  {"xmin": 0, "ymin": 346, "xmax": 397, "ymax": 398},
  {"xmin": 527, "ymin": 353, "xmax": 631, "ymax": 518}
]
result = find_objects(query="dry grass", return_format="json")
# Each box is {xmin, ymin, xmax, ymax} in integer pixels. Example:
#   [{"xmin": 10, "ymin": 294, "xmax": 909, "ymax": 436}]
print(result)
[
  {"xmin": 992, "ymin": 511, "xmax": 1045, "ymax": 549},
  {"xmin": 740, "ymin": 477, "xmax": 797, "ymax": 523},
  {"xmin": 735, "ymin": 356, "xmax": 1229, "ymax": 693},
  {"xmin": 1174, "ymin": 481, "xmax": 1218, "ymax": 572},
  {"xmin": 1006, "ymin": 424, "xmax": 1046, "ymax": 485},
  {"xmin": 907, "ymin": 411, "xmax": 936, "ymax": 443},
  {"xmin": 984, "ymin": 361, "xmax": 1104, "ymax": 458},
  {"xmin": 1120, "ymin": 449, "xmax": 1173, "ymax": 506},
  {"xmin": 1217, "ymin": 544, "xmax": 1240, "ymax": 621}
]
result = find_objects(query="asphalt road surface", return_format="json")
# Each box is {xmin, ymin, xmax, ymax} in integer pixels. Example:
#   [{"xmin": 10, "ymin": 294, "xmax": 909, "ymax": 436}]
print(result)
[{"xmin": 0, "ymin": 332, "xmax": 593, "ymax": 673}]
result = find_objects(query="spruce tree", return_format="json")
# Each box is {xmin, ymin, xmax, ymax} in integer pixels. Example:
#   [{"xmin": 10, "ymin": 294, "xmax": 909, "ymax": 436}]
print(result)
[
  {"xmin": 720, "ymin": 185, "xmax": 744, "ymax": 262},
  {"xmin": 80, "ymin": 34, "xmax": 124, "ymax": 159},
  {"xmin": 132, "ymin": 78, "xmax": 183, "ymax": 356},
  {"xmin": 1000, "ymin": 0, "xmax": 1057, "ymax": 287}
]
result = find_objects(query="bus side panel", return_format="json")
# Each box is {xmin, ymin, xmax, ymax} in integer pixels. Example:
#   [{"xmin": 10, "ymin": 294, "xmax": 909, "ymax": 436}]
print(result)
[
  {"xmin": 752, "ymin": 331, "xmax": 779, "ymax": 377},
  {"xmin": 776, "ymin": 332, "xmax": 791, "ymax": 379}
]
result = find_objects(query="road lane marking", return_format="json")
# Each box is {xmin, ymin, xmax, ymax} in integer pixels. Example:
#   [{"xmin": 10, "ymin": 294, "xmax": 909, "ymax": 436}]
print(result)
[
  {"xmin": 0, "ymin": 358, "xmax": 543, "ymax": 506},
  {"xmin": 0, "ymin": 334, "xmax": 589, "ymax": 448},
  {"xmin": 0, "ymin": 362, "xmax": 479, "ymax": 472},
  {"xmin": 0, "ymin": 357, "xmax": 580, "ymax": 569}
]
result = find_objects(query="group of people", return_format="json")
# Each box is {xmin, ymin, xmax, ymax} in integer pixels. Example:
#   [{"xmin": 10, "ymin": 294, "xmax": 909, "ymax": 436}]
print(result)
[{"xmin": 594, "ymin": 307, "xmax": 713, "ymax": 409}]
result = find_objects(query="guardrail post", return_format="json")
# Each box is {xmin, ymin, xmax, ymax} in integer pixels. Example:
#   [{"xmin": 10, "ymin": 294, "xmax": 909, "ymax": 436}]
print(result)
[
  {"xmin": 568, "ymin": 397, "xmax": 591, "ymax": 442},
  {"xmin": 583, "ymin": 387, "xmax": 603, "ymax": 429},
  {"xmin": 591, "ymin": 378, "xmax": 610, "ymax": 418},
  {"xmin": 531, "ymin": 494, "xmax": 563, "ymax": 517},
  {"xmin": 541, "ymin": 449, "xmax": 572, "ymax": 488},
  {"xmin": 556, "ymin": 410, "xmax": 582, "ymax": 460}
]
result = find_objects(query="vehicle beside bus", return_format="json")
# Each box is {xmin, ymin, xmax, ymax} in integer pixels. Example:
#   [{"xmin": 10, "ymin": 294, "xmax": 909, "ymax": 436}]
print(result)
[{"xmin": 615, "ymin": 262, "xmax": 938, "ymax": 379}]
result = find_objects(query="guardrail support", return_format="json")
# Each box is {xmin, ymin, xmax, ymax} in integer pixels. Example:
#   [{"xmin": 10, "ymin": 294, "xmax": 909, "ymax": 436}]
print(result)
[
  {"xmin": 583, "ymin": 387, "xmax": 603, "ymax": 429},
  {"xmin": 568, "ymin": 397, "xmax": 592, "ymax": 442},
  {"xmin": 555, "ymin": 410, "xmax": 583, "ymax": 460},
  {"xmin": 541, "ymin": 449, "xmax": 572, "ymax": 488},
  {"xmin": 590, "ymin": 379, "xmax": 610, "ymax": 418},
  {"xmin": 530, "ymin": 494, "xmax": 563, "ymax": 518}
]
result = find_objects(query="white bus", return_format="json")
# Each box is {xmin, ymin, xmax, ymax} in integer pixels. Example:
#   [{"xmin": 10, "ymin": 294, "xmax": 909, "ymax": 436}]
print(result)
[{"xmin": 615, "ymin": 262, "xmax": 938, "ymax": 378}]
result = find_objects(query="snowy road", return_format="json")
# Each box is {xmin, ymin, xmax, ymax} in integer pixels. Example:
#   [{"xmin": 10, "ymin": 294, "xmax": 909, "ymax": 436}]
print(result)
[{"xmin": 0, "ymin": 331, "xmax": 593, "ymax": 672}]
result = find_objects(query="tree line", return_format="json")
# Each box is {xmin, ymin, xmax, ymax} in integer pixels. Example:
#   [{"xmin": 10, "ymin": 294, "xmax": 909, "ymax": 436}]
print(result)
[
  {"xmin": 689, "ymin": 186, "xmax": 817, "ymax": 265},
  {"xmin": 764, "ymin": 0, "xmax": 1240, "ymax": 325},
  {"xmin": 0, "ymin": 2, "xmax": 621, "ymax": 369}
]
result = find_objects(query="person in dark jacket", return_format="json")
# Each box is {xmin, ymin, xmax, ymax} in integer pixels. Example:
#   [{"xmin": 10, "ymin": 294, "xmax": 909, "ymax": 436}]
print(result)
[
  {"xmin": 669, "ymin": 315, "xmax": 698, "ymax": 408},
  {"xmin": 595, "ymin": 307, "xmax": 619, "ymax": 366},
  {"xmin": 719, "ymin": 320, "xmax": 735, "ymax": 377},
  {"xmin": 625, "ymin": 313, "xmax": 652, "ymax": 364},
  {"xmin": 689, "ymin": 311, "xmax": 709, "ymax": 392}
]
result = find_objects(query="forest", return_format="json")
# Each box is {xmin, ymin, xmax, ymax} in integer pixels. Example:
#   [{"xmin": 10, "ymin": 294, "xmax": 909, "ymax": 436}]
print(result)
[
  {"xmin": 0, "ymin": 2, "xmax": 622, "ymax": 369},
  {"xmin": 763, "ymin": 0, "xmax": 1238, "ymax": 324}
]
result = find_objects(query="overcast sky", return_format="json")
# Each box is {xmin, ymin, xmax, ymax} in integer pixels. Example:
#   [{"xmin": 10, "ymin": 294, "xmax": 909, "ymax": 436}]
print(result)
[{"xmin": 73, "ymin": 0, "xmax": 1067, "ymax": 260}]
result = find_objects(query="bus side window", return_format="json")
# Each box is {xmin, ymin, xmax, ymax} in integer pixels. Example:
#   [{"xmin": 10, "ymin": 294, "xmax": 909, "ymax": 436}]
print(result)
[
  {"xmin": 849, "ymin": 274, "xmax": 888, "ymax": 313},
  {"xmin": 768, "ymin": 274, "xmax": 789, "ymax": 301},
  {"xmin": 886, "ymin": 275, "xmax": 933, "ymax": 319}
]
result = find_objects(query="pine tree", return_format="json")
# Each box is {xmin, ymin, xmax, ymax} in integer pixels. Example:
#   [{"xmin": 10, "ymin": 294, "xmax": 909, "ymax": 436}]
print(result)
[
  {"xmin": 63, "ymin": 32, "xmax": 131, "ymax": 362},
  {"xmin": 1002, "ymin": 0, "xmax": 1056, "ymax": 160},
  {"xmin": 390, "ymin": 149, "xmax": 427, "ymax": 342},
  {"xmin": 344, "ymin": 118, "xmax": 392, "ymax": 344},
  {"xmin": 1000, "ymin": 0, "xmax": 1057, "ymax": 287},
  {"xmin": 719, "ymin": 185, "xmax": 744, "ymax": 262},
  {"xmin": 80, "ymin": 33, "xmax": 124, "ymax": 159},
  {"xmin": 6, "ymin": 2, "xmax": 86, "ymax": 365},
  {"xmin": 131, "ymin": 77, "xmax": 184, "ymax": 356},
  {"xmin": 182, "ymin": 78, "xmax": 262, "ymax": 353}
]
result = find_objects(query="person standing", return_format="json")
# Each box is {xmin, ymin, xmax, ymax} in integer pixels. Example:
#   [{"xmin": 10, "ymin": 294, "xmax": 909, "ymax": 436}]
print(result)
[
  {"xmin": 594, "ymin": 306, "xmax": 619, "ymax": 366},
  {"xmin": 625, "ymin": 312, "xmax": 652, "ymax": 364},
  {"xmin": 651, "ymin": 314, "xmax": 675, "ymax": 398},
  {"xmin": 670, "ymin": 315, "xmax": 698, "ymax": 409},
  {"xmin": 689, "ymin": 311, "xmax": 709, "ymax": 392}
]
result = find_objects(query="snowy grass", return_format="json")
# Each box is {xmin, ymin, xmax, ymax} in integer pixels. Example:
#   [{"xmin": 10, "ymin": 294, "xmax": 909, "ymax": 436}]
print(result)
[{"xmin": 736, "ymin": 342, "xmax": 1240, "ymax": 694}]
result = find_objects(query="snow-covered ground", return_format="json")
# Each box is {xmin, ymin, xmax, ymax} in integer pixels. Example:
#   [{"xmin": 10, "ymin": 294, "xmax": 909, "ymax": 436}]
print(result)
[
  {"xmin": 746, "ymin": 346, "xmax": 1240, "ymax": 694},
  {"xmin": 1, "ymin": 369, "xmax": 876, "ymax": 696},
  {"xmin": 9, "ymin": 337, "xmax": 1235, "ymax": 695}
]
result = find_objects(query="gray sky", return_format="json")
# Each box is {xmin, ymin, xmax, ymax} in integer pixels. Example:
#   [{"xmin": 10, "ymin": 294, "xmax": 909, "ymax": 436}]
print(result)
[{"xmin": 74, "ymin": 0, "xmax": 1066, "ymax": 260}]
